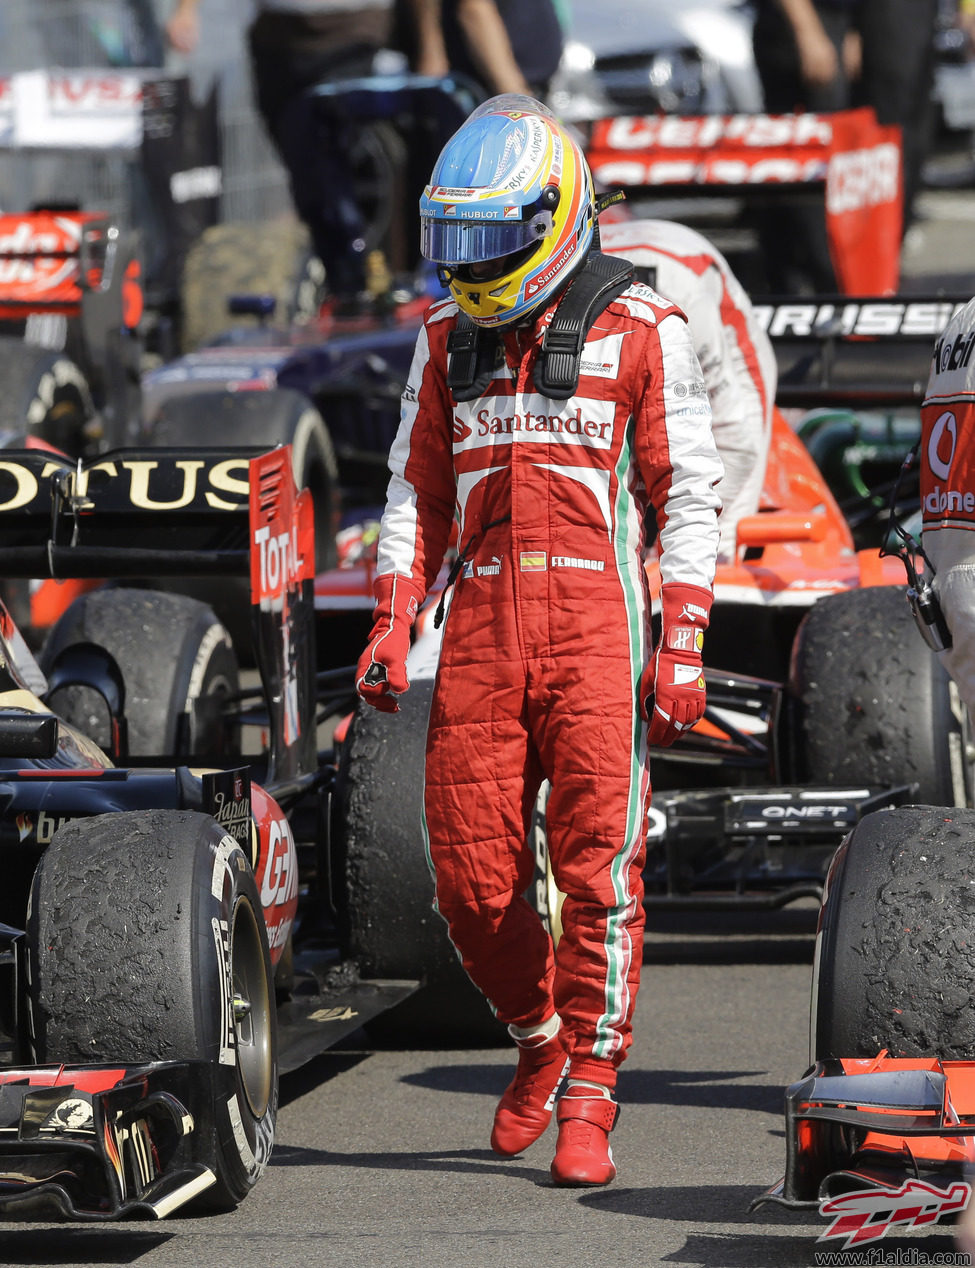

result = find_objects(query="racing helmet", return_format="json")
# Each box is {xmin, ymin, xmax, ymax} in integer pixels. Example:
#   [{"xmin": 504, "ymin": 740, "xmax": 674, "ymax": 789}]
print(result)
[{"xmin": 419, "ymin": 95, "xmax": 596, "ymax": 328}]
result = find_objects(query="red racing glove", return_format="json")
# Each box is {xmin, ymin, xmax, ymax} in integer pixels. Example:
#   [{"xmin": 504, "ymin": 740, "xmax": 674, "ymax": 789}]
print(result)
[
  {"xmin": 355, "ymin": 574, "xmax": 424, "ymax": 713},
  {"xmin": 642, "ymin": 581, "xmax": 713, "ymax": 747}
]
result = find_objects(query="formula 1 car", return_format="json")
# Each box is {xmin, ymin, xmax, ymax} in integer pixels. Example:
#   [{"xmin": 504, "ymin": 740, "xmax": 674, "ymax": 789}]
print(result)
[
  {"xmin": 752, "ymin": 803, "xmax": 975, "ymax": 1239},
  {"xmin": 0, "ymin": 443, "xmax": 414, "ymax": 1220},
  {"xmin": 325, "ymin": 296, "xmax": 974, "ymax": 1042},
  {"xmin": 0, "ymin": 208, "xmax": 143, "ymax": 458}
]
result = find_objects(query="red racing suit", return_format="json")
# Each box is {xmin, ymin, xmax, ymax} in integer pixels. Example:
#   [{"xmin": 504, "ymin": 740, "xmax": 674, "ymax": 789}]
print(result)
[
  {"xmin": 921, "ymin": 294, "xmax": 975, "ymax": 720},
  {"xmin": 374, "ymin": 281, "xmax": 722, "ymax": 1085},
  {"xmin": 602, "ymin": 219, "xmax": 776, "ymax": 563}
]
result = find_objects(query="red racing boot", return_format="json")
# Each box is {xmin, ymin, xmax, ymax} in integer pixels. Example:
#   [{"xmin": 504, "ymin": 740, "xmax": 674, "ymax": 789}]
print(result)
[
  {"xmin": 490, "ymin": 1023, "xmax": 570, "ymax": 1156},
  {"xmin": 550, "ymin": 1087, "xmax": 620, "ymax": 1186}
]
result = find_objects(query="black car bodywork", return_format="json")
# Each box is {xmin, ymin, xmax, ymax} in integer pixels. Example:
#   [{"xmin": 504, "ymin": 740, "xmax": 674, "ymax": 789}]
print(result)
[{"xmin": 0, "ymin": 444, "xmax": 413, "ymax": 1220}]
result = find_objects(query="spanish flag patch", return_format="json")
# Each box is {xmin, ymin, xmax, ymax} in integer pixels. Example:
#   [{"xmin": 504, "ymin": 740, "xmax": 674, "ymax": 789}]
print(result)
[{"xmin": 519, "ymin": 552, "xmax": 547, "ymax": 571}]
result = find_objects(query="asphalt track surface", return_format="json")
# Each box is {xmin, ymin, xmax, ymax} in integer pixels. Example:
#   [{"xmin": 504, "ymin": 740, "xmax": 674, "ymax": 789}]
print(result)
[
  {"xmin": 3, "ymin": 186, "xmax": 975, "ymax": 1268},
  {"xmin": 0, "ymin": 907, "xmax": 965, "ymax": 1268}
]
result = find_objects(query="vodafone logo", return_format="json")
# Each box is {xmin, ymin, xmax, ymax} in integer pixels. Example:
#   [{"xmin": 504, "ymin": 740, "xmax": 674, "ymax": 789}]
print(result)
[
  {"xmin": 0, "ymin": 216, "xmax": 81, "ymax": 255},
  {"xmin": 928, "ymin": 409, "xmax": 957, "ymax": 482}
]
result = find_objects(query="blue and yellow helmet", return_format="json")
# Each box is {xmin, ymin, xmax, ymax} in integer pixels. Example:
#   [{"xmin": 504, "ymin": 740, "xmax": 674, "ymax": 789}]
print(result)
[{"xmin": 419, "ymin": 95, "xmax": 596, "ymax": 328}]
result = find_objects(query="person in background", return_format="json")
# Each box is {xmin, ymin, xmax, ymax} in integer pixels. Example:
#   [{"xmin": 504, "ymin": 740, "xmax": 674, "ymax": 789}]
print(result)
[
  {"xmin": 393, "ymin": 0, "xmax": 564, "ymax": 100},
  {"xmin": 750, "ymin": 0, "xmax": 859, "ymax": 292},
  {"xmin": 601, "ymin": 218, "xmax": 777, "ymax": 564},
  {"xmin": 164, "ymin": 0, "xmax": 199, "ymax": 53},
  {"xmin": 750, "ymin": 0, "xmax": 939, "ymax": 290},
  {"xmin": 856, "ymin": 0, "xmax": 939, "ymax": 237},
  {"xmin": 752, "ymin": 0, "xmax": 860, "ymax": 115},
  {"xmin": 166, "ymin": 0, "xmax": 395, "ymax": 306},
  {"xmin": 355, "ymin": 95, "xmax": 722, "ymax": 1186}
]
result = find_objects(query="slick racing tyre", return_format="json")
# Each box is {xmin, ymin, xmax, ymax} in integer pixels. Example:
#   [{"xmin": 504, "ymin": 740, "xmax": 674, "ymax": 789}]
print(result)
[
  {"xmin": 812, "ymin": 805, "xmax": 975, "ymax": 1061},
  {"xmin": 40, "ymin": 588, "xmax": 239, "ymax": 761},
  {"xmin": 336, "ymin": 678, "xmax": 508, "ymax": 1045},
  {"xmin": 28, "ymin": 810, "xmax": 277, "ymax": 1209},
  {"xmin": 0, "ymin": 337, "xmax": 95, "ymax": 457},
  {"xmin": 791, "ymin": 584, "xmax": 973, "ymax": 807},
  {"xmin": 180, "ymin": 219, "xmax": 324, "ymax": 352}
]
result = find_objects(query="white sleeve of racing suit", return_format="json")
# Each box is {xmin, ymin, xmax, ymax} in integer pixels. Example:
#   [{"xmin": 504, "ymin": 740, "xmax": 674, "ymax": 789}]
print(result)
[
  {"xmin": 682, "ymin": 270, "xmax": 769, "ymax": 564},
  {"xmin": 375, "ymin": 319, "xmax": 456, "ymax": 595},
  {"xmin": 647, "ymin": 311, "xmax": 724, "ymax": 592}
]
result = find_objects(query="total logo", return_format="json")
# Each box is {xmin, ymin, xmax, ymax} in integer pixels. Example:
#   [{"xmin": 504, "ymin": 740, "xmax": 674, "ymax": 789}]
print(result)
[{"xmin": 254, "ymin": 522, "xmax": 301, "ymax": 601}]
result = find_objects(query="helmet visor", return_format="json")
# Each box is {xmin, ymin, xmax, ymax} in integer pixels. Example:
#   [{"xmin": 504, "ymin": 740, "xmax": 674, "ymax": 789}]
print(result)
[{"xmin": 420, "ymin": 211, "xmax": 553, "ymax": 266}]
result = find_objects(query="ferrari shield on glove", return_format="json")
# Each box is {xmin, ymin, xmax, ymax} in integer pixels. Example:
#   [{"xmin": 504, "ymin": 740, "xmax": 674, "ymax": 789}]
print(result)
[
  {"xmin": 643, "ymin": 582, "xmax": 713, "ymax": 747},
  {"xmin": 355, "ymin": 574, "xmax": 424, "ymax": 712}
]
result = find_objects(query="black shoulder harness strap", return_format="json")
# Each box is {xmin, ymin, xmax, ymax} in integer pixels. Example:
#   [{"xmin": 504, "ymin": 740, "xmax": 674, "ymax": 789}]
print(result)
[
  {"xmin": 537, "ymin": 250, "xmax": 634, "ymax": 399},
  {"xmin": 445, "ymin": 250, "xmax": 635, "ymax": 403},
  {"xmin": 446, "ymin": 314, "xmax": 500, "ymax": 402}
]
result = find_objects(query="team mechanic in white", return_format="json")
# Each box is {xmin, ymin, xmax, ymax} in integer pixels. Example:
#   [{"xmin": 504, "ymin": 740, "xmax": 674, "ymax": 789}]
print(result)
[
  {"xmin": 601, "ymin": 218, "xmax": 777, "ymax": 564},
  {"xmin": 921, "ymin": 294, "xmax": 975, "ymax": 718}
]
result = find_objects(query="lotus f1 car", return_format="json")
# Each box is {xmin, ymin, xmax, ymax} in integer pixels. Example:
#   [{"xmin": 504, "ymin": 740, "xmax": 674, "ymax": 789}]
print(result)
[{"xmin": 0, "ymin": 444, "xmax": 414, "ymax": 1220}]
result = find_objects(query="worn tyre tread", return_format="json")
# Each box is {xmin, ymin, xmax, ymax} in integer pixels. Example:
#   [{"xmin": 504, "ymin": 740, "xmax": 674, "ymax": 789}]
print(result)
[
  {"xmin": 814, "ymin": 804, "xmax": 975, "ymax": 1060},
  {"xmin": 30, "ymin": 810, "xmax": 215, "ymax": 1061},
  {"xmin": 337, "ymin": 680, "xmax": 505, "ymax": 1045},
  {"xmin": 28, "ymin": 808, "xmax": 277, "ymax": 1208},
  {"xmin": 793, "ymin": 585, "xmax": 970, "ymax": 804}
]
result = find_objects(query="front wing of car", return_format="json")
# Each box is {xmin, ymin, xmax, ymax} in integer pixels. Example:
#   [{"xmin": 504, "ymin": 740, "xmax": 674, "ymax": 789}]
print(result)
[
  {"xmin": 753, "ymin": 1057, "xmax": 975, "ymax": 1218},
  {"xmin": 0, "ymin": 964, "xmax": 417, "ymax": 1221},
  {"xmin": 0, "ymin": 1060, "xmax": 226, "ymax": 1220}
]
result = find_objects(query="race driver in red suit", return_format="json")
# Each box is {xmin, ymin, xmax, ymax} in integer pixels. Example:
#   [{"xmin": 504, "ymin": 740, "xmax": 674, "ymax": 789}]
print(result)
[{"xmin": 356, "ymin": 95, "xmax": 722, "ymax": 1186}]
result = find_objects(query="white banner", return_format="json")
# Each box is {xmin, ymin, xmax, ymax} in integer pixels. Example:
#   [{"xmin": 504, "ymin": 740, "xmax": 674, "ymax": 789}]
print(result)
[{"xmin": 0, "ymin": 70, "xmax": 146, "ymax": 149}]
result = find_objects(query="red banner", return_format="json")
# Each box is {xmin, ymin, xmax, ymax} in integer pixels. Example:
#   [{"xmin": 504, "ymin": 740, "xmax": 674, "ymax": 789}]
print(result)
[{"xmin": 587, "ymin": 107, "xmax": 902, "ymax": 295}]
